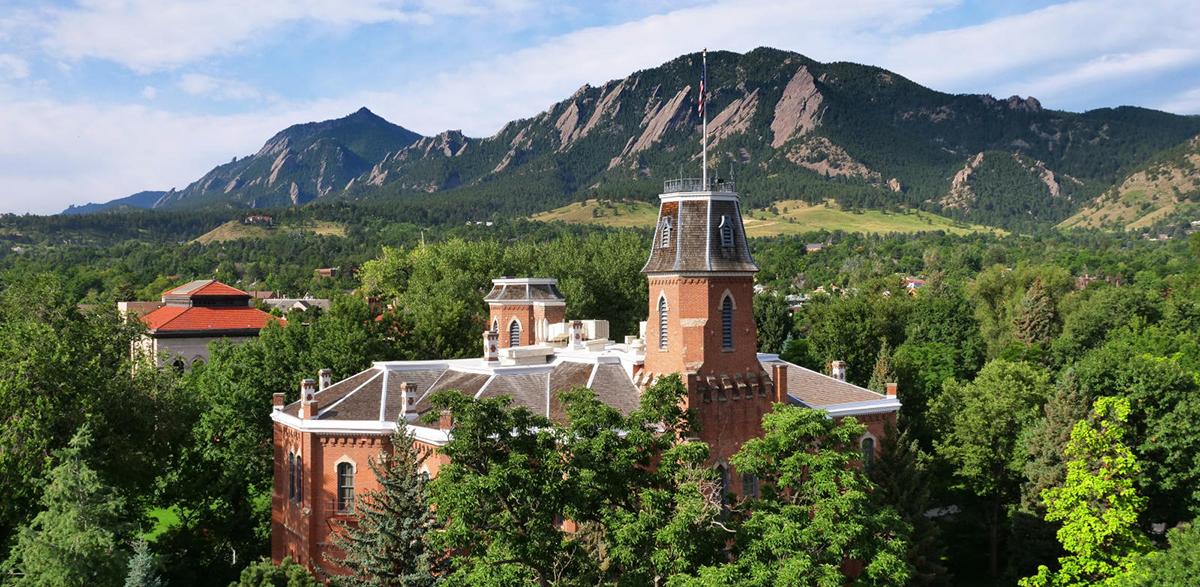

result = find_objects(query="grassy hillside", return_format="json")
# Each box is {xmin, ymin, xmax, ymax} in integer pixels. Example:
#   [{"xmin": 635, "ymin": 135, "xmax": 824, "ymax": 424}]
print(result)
[
  {"xmin": 192, "ymin": 220, "xmax": 346, "ymax": 244},
  {"xmin": 530, "ymin": 198, "xmax": 996, "ymax": 236}
]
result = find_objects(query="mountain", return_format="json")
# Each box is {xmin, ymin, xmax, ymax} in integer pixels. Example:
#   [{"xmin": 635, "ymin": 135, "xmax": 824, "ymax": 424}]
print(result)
[
  {"xmin": 1060, "ymin": 134, "xmax": 1200, "ymax": 231},
  {"xmin": 151, "ymin": 107, "xmax": 421, "ymax": 209},
  {"xmin": 60, "ymin": 190, "xmax": 166, "ymax": 215},
  {"xmin": 95, "ymin": 48, "xmax": 1200, "ymax": 231}
]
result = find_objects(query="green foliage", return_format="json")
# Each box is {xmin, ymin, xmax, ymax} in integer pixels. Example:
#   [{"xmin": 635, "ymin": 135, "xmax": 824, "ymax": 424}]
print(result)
[
  {"xmin": 751, "ymin": 292, "xmax": 793, "ymax": 354},
  {"xmin": 1022, "ymin": 371, "xmax": 1091, "ymax": 513},
  {"xmin": 124, "ymin": 541, "xmax": 164, "ymax": 587},
  {"xmin": 671, "ymin": 406, "xmax": 911, "ymax": 587},
  {"xmin": 1020, "ymin": 397, "xmax": 1151, "ymax": 587},
  {"xmin": 1013, "ymin": 277, "xmax": 1057, "ymax": 348},
  {"xmin": 228, "ymin": 558, "xmax": 319, "ymax": 587},
  {"xmin": 328, "ymin": 430, "xmax": 440, "ymax": 587},
  {"xmin": 3, "ymin": 425, "xmax": 133, "ymax": 587},
  {"xmin": 931, "ymin": 360, "xmax": 1052, "ymax": 577},
  {"xmin": 870, "ymin": 421, "xmax": 951, "ymax": 587},
  {"xmin": 1123, "ymin": 521, "xmax": 1200, "ymax": 586},
  {"xmin": 868, "ymin": 338, "xmax": 895, "ymax": 393}
]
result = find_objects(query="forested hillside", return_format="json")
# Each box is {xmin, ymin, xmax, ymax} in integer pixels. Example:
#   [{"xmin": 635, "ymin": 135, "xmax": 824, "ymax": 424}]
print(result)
[{"xmin": 75, "ymin": 48, "xmax": 1200, "ymax": 233}]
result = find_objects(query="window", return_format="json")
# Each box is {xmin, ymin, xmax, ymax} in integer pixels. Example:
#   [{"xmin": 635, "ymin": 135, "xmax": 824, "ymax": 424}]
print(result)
[
  {"xmin": 492, "ymin": 318, "xmax": 498, "ymax": 332},
  {"xmin": 741, "ymin": 472, "xmax": 758, "ymax": 498},
  {"xmin": 509, "ymin": 319, "xmax": 521, "ymax": 347},
  {"xmin": 719, "ymin": 215, "xmax": 734, "ymax": 248},
  {"xmin": 287, "ymin": 452, "xmax": 295, "ymax": 501},
  {"xmin": 296, "ymin": 455, "xmax": 302, "ymax": 505},
  {"xmin": 660, "ymin": 218, "xmax": 672, "ymax": 249},
  {"xmin": 658, "ymin": 297, "xmax": 668, "ymax": 350},
  {"xmin": 861, "ymin": 437, "xmax": 875, "ymax": 469},
  {"xmin": 715, "ymin": 463, "xmax": 730, "ymax": 517},
  {"xmin": 721, "ymin": 295, "xmax": 734, "ymax": 349},
  {"xmin": 337, "ymin": 463, "xmax": 355, "ymax": 512}
]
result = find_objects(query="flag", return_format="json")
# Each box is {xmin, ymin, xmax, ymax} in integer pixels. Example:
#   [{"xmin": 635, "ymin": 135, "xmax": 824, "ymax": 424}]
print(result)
[{"xmin": 698, "ymin": 51, "xmax": 706, "ymax": 116}]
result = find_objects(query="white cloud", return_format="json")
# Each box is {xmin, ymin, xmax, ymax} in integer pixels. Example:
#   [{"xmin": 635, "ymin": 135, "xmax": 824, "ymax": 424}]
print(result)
[
  {"xmin": 177, "ymin": 74, "xmax": 260, "ymax": 101},
  {"xmin": 0, "ymin": 54, "xmax": 29, "ymax": 79},
  {"xmin": 141, "ymin": 85, "xmax": 157, "ymax": 99},
  {"xmin": 41, "ymin": 0, "xmax": 536, "ymax": 73},
  {"xmin": 1158, "ymin": 87, "xmax": 1200, "ymax": 115}
]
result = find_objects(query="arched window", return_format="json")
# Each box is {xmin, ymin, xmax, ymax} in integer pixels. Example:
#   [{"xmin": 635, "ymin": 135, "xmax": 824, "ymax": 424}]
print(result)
[
  {"xmin": 861, "ymin": 437, "xmax": 875, "ymax": 469},
  {"xmin": 719, "ymin": 215, "xmax": 734, "ymax": 248},
  {"xmin": 171, "ymin": 358, "xmax": 185, "ymax": 373},
  {"xmin": 337, "ymin": 463, "xmax": 355, "ymax": 512},
  {"xmin": 295, "ymin": 455, "xmax": 303, "ymax": 504},
  {"xmin": 660, "ymin": 218, "xmax": 672, "ymax": 249},
  {"xmin": 287, "ymin": 452, "xmax": 295, "ymax": 501},
  {"xmin": 741, "ymin": 472, "xmax": 758, "ymax": 498},
  {"xmin": 658, "ymin": 297, "xmax": 669, "ymax": 350},
  {"xmin": 721, "ymin": 295, "xmax": 734, "ymax": 349},
  {"xmin": 715, "ymin": 463, "xmax": 730, "ymax": 517},
  {"xmin": 509, "ymin": 319, "xmax": 521, "ymax": 347}
]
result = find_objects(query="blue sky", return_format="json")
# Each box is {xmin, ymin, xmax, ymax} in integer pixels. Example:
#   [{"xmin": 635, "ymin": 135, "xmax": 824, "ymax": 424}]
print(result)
[{"xmin": 1, "ymin": 0, "xmax": 1198, "ymax": 214}]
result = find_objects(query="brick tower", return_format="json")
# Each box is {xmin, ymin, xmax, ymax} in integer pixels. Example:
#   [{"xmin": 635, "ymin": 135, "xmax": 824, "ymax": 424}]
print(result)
[
  {"xmin": 483, "ymin": 277, "xmax": 567, "ymax": 348},
  {"xmin": 641, "ymin": 177, "xmax": 786, "ymax": 468}
]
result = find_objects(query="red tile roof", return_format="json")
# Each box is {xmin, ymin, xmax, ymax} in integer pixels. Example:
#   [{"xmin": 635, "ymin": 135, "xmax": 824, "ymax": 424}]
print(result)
[
  {"xmin": 162, "ymin": 280, "xmax": 249, "ymax": 297},
  {"xmin": 142, "ymin": 306, "xmax": 282, "ymax": 332}
]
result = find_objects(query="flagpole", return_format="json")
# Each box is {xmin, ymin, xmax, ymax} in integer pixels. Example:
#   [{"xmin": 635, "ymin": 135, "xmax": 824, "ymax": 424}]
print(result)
[{"xmin": 702, "ymin": 48, "xmax": 707, "ymax": 188}]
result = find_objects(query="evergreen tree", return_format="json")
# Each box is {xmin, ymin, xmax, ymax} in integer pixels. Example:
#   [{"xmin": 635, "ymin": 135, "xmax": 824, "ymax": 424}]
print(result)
[
  {"xmin": 870, "ymin": 421, "xmax": 951, "ymax": 587},
  {"xmin": 3, "ymin": 424, "xmax": 133, "ymax": 587},
  {"xmin": 868, "ymin": 339, "xmax": 895, "ymax": 394},
  {"xmin": 752, "ymin": 292, "xmax": 793, "ymax": 354},
  {"xmin": 229, "ymin": 558, "xmax": 319, "ymax": 587},
  {"xmin": 1021, "ymin": 371, "xmax": 1091, "ymax": 512},
  {"xmin": 328, "ymin": 430, "xmax": 440, "ymax": 587},
  {"xmin": 124, "ymin": 541, "xmax": 164, "ymax": 587},
  {"xmin": 1013, "ymin": 276, "xmax": 1056, "ymax": 347}
]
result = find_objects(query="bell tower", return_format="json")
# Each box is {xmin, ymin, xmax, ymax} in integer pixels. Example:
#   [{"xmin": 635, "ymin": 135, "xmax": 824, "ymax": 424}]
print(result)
[{"xmin": 641, "ymin": 177, "xmax": 785, "ymax": 462}]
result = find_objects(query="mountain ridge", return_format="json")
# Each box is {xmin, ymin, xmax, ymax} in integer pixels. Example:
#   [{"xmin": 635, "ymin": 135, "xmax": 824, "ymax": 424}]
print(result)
[{"xmin": 70, "ymin": 48, "xmax": 1200, "ymax": 231}]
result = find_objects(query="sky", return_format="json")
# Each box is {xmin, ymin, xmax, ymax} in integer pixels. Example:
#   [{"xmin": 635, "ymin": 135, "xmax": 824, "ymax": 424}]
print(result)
[{"xmin": 1, "ymin": 0, "xmax": 1198, "ymax": 214}]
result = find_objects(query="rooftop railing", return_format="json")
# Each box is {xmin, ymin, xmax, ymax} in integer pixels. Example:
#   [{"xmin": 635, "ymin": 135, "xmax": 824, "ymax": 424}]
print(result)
[{"xmin": 663, "ymin": 177, "xmax": 736, "ymax": 194}]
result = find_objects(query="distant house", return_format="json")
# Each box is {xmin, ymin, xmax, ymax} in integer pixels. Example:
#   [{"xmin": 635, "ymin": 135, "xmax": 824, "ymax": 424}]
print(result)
[
  {"xmin": 263, "ymin": 298, "xmax": 333, "ymax": 315},
  {"xmin": 805, "ymin": 243, "xmax": 825, "ymax": 252},
  {"xmin": 314, "ymin": 267, "xmax": 339, "ymax": 279},
  {"xmin": 245, "ymin": 215, "xmax": 274, "ymax": 226},
  {"xmin": 902, "ymin": 278, "xmax": 926, "ymax": 295},
  {"xmin": 249, "ymin": 290, "xmax": 280, "ymax": 301},
  {"xmin": 131, "ymin": 280, "xmax": 283, "ymax": 370}
]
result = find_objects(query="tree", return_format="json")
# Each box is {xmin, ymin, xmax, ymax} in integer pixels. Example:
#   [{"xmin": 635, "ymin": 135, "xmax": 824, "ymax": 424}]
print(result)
[
  {"xmin": 3, "ymin": 425, "xmax": 132, "ymax": 587},
  {"xmin": 229, "ymin": 558, "xmax": 319, "ymax": 587},
  {"xmin": 1022, "ymin": 371, "xmax": 1091, "ymax": 512},
  {"xmin": 124, "ymin": 541, "xmax": 164, "ymax": 587},
  {"xmin": 931, "ymin": 360, "xmax": 1051, "ymax": 578},
  {"xmin": 1013, "ymin": 276, "xmax": 1057, "ymax": 348},
  {"xmin": 752, "ymin": 293, "xmax": 793, "ymax": 354},
  {"xmin": 871, "ymin": 421, "xmax": 951, "ymax": 587},
  {"xmin": 868, "ymin": 339, "xmax": 895, "ymax": 394},
  {"xmin": 1122, "ymin": 520, "xmax": 1200, "ymax": 586},
  {"xmin": 1020, "ymin": 397, "xmax": 1152, "ymax": 587},
  {"xmin": 426, "ymin": 375, "xmax": 725, "ymax": 586},
  {"xmin": 672, "ymin": 406, "xmax": 912, "ymax": 587},
  {"xmin": 328, "ymin": 430, "xmax": 440, "ymax": 587}
]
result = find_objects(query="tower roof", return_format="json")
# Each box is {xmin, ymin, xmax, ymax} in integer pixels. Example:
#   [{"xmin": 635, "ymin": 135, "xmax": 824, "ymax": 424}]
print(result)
[
  {"xmin": 483, "ymin": 278, "xmax": 566, "ymax": 303},
  {"xmin": 642, "ymin": 181, "xmax": 758, "ymax": 274}
]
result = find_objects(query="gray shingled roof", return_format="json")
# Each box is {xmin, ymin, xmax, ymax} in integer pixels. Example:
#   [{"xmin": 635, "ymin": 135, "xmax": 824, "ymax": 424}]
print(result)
[
  {"xmin": 642, "ymin": 198, "xmax": 758, "ymax": 274},
  {"xmin": 760, "ymin": 360, "xmax": 885, "ymax": 407}
]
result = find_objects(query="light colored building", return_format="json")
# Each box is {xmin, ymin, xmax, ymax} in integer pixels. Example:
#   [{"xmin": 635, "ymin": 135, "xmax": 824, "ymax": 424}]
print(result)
[{"xmin": 133, "ymin": 280, "xmax": 283, "ymax": 369}]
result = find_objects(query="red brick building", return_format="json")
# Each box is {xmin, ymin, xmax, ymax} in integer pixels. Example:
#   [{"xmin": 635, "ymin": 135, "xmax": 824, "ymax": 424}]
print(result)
[{"xmin": 270, "ymin": 179, "xmax": 900, "ymax": 577}]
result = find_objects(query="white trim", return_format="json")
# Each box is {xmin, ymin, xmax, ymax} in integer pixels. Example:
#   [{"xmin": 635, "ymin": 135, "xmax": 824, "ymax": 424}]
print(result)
[
  {"xmin": 333, "ymin": 454, "xmax": 358, "ymax": 473},
  {"xmin": 486, "ymin": 300, "xmax": 566, "ymax": 307},
  {"xmin": 416, "ymin": 369, "xmax": 450, "ymax": 406},
  {"xmin": 660, "ymin": 217, "xmax": 672, "ymax": 249},
  {"xmin": 646, "ymin": 272, "xmax": 757, "ymax": 278},
  {"xmin": 474, "ymin": 373, "xmax": 499, "ymax": 399},
  {"xmin": 659, "ymin": 193, "xmax": 740, "ymax": 202},
  {"xmin": 585, "ymin": 363, "xmax": 598, "ymax": 389},
  {"xmin": 822, "ymin": 399, "xmax": 903, "ymax": 417},
  {"xmin": 705, "ymin": 198, "xmax": 712, "ymax": 271},
  {"xmin": 378, "ymin": 369, "xmax": 389, "ymax": 422}
]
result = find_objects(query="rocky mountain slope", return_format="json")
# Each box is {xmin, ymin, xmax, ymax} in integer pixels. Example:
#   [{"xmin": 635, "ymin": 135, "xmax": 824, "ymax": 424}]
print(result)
[
  {"xmin": 61, "ymin": 190, "xmax": 166, "ymax": 215},
  {"xmin": 79, "ymin": 48, "xmax": 1200, "ymax": 231},
  {"xmin": 1060, "ymin": 134, "xmax": 1200, "ymax": 231}
]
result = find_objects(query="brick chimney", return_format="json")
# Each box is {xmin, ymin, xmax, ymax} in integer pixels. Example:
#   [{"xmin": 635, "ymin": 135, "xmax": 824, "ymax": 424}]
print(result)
[
  {"xmin": 318, "ymin": 368, "xmax": 332, "ymax": 391},
  {"xmin": 299, "ymin": 378, "xmax": 318, "ymax": 419},
  {"xmin": 399, "ymin": 381, "xmax": 417, "ymax": 418},
  {"xmin": 830, "ymin": 360, "xmax": 847, "ymax": 381},
  {"xmin": 273, "ymin": 392, "xmax": 285, "ymax": 412},
  {"xmin": 438, "ymin": 408, "xmax": 453, "ymax": 430},
  {"xmin": 569, "ymin": 320, "xmax": 585, "ymax": 349},
  {"xmin": 885, "ymin": 382, "xmax": 898, "ymax": 399},
  {"xmin": 772, "ymin": 362, "xmax": 789, "ymax": 403},
  {"xmin": 483, "ymin": 330, "xmax": 499, "ymax": 363}
]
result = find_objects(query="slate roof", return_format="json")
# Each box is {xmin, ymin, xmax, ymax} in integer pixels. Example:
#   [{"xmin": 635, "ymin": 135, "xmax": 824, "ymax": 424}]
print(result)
[
  {"xmin": 759, "ymin": 359, "xmax": 886, "ymax": 408},
  {"xmin": 141, "ymin": 306, "xmax": 282, "ymax": 332},
  {"xmin": 642, "ymin": 197, "xmax": 758, "ymax": 274},
  {"xmin": 483, "ymin": 281, "xmax": 566, "ymax": 302}
]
